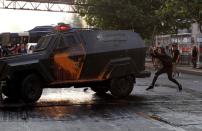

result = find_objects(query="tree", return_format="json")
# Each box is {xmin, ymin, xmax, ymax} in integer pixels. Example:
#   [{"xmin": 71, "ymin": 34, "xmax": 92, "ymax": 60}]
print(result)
[
  {"xmin": 75, "ymin": 0, "xmax": 202, "ymax": 39},
  {"xmin": 72, "ymin": 14, "xmax": 83, "ymax": 28},
  {"xmin": 159, "ymin": 0, "xmax": 202, "ymax": 33},
  {"xmin": 75, "ymin": 0, "xmax": 165, "ymax": 39}
]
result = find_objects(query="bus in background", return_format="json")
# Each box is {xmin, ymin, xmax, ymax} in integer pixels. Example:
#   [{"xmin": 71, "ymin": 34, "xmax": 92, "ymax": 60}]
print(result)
[
  {"xmin": 0, "ymin": 25, "xmax": 54, "ymax": 57},
  {"xmin": 0, "ymin": 25, "xmax": 54, "ymax": 45},
  {"xmin": 0, "ymin": 32, "xmax": 28, "ymax": 56}
]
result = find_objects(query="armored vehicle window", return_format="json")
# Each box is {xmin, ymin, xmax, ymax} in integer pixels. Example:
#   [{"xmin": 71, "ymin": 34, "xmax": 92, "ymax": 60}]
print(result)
[
  {"xmin": 63, "ymin": 35, "xmax": 77, "ymax": 47},
  {"xmin": 56, "ymin": 35, "xmax": 77, "ymax": 49},
  {"xmin": 56, "ymin": 38, "xmax": 66, "ymax": 49},
  {"xmin": 34, "ymin": 36, "xmax": 52, "ymax": 51}
]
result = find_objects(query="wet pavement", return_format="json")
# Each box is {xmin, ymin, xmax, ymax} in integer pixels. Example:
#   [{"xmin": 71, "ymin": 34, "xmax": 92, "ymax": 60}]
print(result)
[{"xmin": 1, "ymin": 72, "xmax": 202, "ymax": 131}]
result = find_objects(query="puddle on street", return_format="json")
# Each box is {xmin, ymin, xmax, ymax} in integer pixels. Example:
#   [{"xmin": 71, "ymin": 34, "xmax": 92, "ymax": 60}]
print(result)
[
  {"xmin": 0, "ymin": 88, "xmax": 150, "ymax": 121},
  {"xmin": 0, "ymin": 88, "xmax": 148, "ymax": 108}
]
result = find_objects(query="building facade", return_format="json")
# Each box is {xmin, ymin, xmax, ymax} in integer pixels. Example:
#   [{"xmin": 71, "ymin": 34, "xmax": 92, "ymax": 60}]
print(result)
[{"xmin": 155, "ymin": 23, "xmax": 202, "ymax": 67}]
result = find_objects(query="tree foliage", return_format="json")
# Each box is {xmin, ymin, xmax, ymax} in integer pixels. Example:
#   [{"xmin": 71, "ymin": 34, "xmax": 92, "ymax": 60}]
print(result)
[
  {"xmin": 72, "ymin": 14, "xmax": 83, "ymax": 28},
  {"xmin": 75, "ymin": 0, "xmax": 202, "ymax": 39},
  {"xmin": 159, "ymin": 0, "xmax": 202, "ymax": 32},
  {"xmin": 75, "ymin": 0, "xmax": 166, "ymax": 39}
]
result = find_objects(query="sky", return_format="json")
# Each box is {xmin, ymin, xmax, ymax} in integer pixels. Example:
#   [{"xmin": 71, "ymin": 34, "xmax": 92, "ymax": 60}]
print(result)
[{"xmin": 0, "ymin": 9, "xmax": 73, "ymax": 33}]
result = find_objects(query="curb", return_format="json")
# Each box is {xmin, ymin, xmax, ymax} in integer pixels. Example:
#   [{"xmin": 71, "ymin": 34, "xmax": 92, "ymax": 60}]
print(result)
[
  {"xmin": 145, "ymin": 62, "xmax": 202, "ymax": 76},
  {"xmin": 177, "ymin": 68, "xmax": 202, "ymax": 76}
]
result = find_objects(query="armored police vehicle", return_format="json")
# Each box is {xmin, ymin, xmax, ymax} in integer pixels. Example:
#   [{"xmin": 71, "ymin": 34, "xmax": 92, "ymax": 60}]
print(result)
[{"xmin": 0, "ymin": 24, "xmax": 150, "ymax": 102}]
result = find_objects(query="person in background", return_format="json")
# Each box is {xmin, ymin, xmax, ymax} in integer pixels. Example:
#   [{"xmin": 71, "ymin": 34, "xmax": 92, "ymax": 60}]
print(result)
[
  {"xmin": 2, "ymin": 45, "xmax": 10, "ymax": 57},
  {"xmin": 157, "ymin": 42, "xmax": 162, "ymax": 48},
  {"xmin": 172, "ymin": 44, "xmax": 180, "ymax": 77},
  {"xmin": 146, "ymin": 47, "xmax": 182, "ymax": 91},
  {"xmin": 192, "ymin": 45, "xmax": 198, "ymax": 68},
  {"xmin": 18, "ymin": 43, "xmax": 27, "ymax": 54},
  {"xmin": 149, "ymin": 45, "xmax": 162, "ymax": 70},
  {"xmin": 165, "ymin": 45, "xmax": 172, "ymax": 57},
  {"xmin": 13, "ymin": 44, "xmax": 21, "ymax": 54}
]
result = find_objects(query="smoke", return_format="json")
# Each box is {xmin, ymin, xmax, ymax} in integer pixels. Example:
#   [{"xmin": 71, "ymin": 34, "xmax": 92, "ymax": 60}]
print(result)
[{"xmin": 0, "ymin": 9, "xmax": 72, "ymax": 33}]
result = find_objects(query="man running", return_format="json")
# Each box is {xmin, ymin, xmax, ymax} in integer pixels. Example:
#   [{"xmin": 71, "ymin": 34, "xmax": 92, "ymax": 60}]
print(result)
[
  {"xmin": 146, "ymin": 47, "xmax": 182, "ymax": 91},
  {"xmin": 172, "ymin": 44, "xmax": 180, "ymax": 76}
]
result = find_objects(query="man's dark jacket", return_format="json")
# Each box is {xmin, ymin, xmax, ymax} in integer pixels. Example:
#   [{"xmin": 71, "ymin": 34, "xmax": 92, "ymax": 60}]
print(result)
[{"xmin": 151, "ymin": 52, "xmax": 173, "ymax": 68}]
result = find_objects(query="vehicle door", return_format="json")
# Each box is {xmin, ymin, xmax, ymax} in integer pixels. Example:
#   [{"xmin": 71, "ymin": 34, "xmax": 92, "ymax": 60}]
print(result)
[{"xmin": 53, "ymin": 33, "xmax": 86, "ymax": 81}]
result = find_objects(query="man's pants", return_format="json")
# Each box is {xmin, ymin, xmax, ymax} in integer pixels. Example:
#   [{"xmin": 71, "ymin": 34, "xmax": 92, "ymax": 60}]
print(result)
[
  {"xmin": 172, "ymin": 62, "xmax": 179, "ymax": 75},
  {"xmin": 151, "ymin": 67, "xmax": 180, "ymax": 87},
  {"xmin": 192, "ymin": 57, "xmax": 197, "ymax": 68}
]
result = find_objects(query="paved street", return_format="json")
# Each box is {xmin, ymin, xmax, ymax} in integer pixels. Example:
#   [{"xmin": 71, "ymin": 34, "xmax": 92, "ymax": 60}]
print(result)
[
  {"xmin": 1, "ymin": 0, "xmax": 202, "ymax": 131},
  {"xmin": 0, "ymin": 71, "xmax": 202, "ymax": 131}
]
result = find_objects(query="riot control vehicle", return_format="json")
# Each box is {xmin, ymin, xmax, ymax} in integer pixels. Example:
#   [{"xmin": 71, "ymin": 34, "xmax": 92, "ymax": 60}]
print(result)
[{"xmin": 0, "ymin": 24, "xmax": 150, "ymax": 102}]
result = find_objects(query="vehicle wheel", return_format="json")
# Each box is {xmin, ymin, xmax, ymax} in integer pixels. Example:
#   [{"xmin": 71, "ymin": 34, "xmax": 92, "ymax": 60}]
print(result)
[
  {"xmin": 2, "ymin": 86, "xmax": 14, "ymax": 97},
  {"xmin": 109, "ymin": 76, "xmax": 134, "ymax": 98},
  {"xmin": 91, "ymin": 85, "xmax": 109, "ymax": 94},
  {"xmin": 21, "ymin": 74, "xmax": 43, "ymax": 103},
  {"xmin": 2, "ymin": 80, "xmax": 21, "ymax": 98}
]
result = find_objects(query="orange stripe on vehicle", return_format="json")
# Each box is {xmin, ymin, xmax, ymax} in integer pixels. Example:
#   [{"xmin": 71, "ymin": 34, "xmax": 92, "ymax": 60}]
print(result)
[{"xmin": 54, "ymin": 53, "xmax": 79, "ymax": 79}]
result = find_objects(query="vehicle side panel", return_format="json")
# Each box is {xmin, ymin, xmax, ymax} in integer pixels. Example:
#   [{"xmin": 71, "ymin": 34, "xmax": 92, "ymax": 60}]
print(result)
[{"xmin": 79, "ymin": 30, "xmax": 146, "ymax": 80}]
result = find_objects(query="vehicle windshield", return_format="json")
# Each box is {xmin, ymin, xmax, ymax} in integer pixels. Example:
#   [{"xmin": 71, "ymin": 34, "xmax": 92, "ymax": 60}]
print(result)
[{"xmin": 34, "ymin": 36, "xmax": 52, "ymax": 51}]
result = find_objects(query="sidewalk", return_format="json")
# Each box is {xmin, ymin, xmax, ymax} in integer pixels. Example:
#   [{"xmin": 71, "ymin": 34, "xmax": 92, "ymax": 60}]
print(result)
[
  {"xmin": 177, "ymin": 65, "xmax": 202, "ymax": 76},
  {"xmin": 145, "ymin": 61, "xmax": 202, "ymax": 76}
]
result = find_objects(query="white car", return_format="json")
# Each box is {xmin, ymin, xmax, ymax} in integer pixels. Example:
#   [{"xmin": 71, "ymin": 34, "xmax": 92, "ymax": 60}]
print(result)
[{"xmin": 27, "ymin": 43, "xmax": 37, "ymax": 53}]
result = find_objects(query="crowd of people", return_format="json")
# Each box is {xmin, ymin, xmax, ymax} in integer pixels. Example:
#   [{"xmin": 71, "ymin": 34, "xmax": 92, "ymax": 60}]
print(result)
[
  {"xmin": 150, "ymin": 43, "xmax": 180, "ymax": 76},
  {"xmin": 150, "ymin": 43, "xmax": 199, "ymax": 71},
  {"xmin": 147, "ymin": 45, "xmax": 182, "ymax": 91},
  {"xmin": 0, "ymin": 43, "xmax": 35, "ymax": 57},
  {"xmin": 147, "ymin": 43, "xmax": 199, "ymax": 91}
]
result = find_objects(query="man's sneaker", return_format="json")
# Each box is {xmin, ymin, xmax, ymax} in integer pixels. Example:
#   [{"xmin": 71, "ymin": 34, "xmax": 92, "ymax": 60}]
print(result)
[
  {"xmin": 172, "ymin": 73, "xmax": 176, "ymax": 78},
  {"xmin": 146, "ymin": 85, "xmax": 154, "ymax": 91},
  {"xmin": 178, "ymin": 84, "xmax": 182, "ymax": 92},
  {"xmin": 83, "ymin": 88, "xmax": 88, "ymax": 92}
]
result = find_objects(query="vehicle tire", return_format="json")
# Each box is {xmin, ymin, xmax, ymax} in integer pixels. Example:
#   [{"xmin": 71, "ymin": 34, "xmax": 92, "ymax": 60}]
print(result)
[
  {"xmin": 109, "ymin": 76, "xmax": 134, "ymax": 98},
  {"xmin": 2, "ymin": 86, "xmax": 14, "ymax": 98},
  {"xmin": 91, "ymin": 85, "xmax": 109, "ymax": 94},
  {"xmin": 21, "ymin": 74, "xmax": 43, "ymax": 103},
  {"xmin": 2, "ymin": 80, "xmax": 21, "ymax": 98}
]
